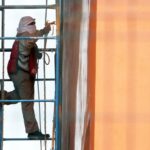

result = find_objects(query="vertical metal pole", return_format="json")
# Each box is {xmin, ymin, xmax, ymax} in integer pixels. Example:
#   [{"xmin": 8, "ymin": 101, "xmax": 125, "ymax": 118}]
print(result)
[
  {"xmin": 43, "ymin": 1, "xmax": 48, "ymax": 150},
  {"xmin": 55, "ymin": 0, "xmax": 62, "ymax": 149},
  {"xmin": 1, "ymin": 0, "xmax": 5, "ymax": 93},
  {"xmin": 0, "ymin": 104, "xmax": 3, "ymax": 150},
  {"xmin": 55, "ymin": 34, "xmax": 60, "ymax": 150},
  {"xmin": 0, "ymin": 0, "xmax": 5, "ymax": 150}
]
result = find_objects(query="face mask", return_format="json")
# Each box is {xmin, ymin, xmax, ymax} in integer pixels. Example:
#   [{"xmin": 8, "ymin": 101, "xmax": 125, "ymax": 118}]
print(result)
[{"xmin": 17, "ymin": 16, "xmax": 36, "ymax": 34}]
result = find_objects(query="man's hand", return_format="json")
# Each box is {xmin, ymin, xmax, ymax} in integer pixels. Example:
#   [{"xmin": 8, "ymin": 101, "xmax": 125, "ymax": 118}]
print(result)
[
  {"xmin": 44, "ymin": 21, "xmax": 56, "ymax": 35},
  {"xmin": 31, "ymin": 68, "xmax": 37, "ymax": 76}
]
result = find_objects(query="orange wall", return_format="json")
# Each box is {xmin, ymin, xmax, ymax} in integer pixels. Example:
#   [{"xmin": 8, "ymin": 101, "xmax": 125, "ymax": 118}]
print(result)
[
  {"xmin": 95, "ymin": 0, "xmax": 150, "ymax": 150},
  {"xmin": 85, "ymin": 0, "xmax": 97, "ymax": 150}
]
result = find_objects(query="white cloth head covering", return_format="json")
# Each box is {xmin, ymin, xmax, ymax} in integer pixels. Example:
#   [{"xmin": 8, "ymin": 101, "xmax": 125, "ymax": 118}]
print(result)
[{"xmin": 17, "ymin": 16, "xmax": 36, "ymax": 34}]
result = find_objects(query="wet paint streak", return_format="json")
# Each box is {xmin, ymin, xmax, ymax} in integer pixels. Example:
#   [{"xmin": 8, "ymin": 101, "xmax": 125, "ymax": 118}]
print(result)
[{"xmin": 74, "ymin": 0, "xmax": 90, "ymax": 150}]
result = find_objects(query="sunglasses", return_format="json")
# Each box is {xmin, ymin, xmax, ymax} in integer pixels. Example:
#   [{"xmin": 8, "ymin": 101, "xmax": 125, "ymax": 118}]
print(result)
[{"xmin": 28, "ymin": 22, "xmax": 35, "ymax": 25}]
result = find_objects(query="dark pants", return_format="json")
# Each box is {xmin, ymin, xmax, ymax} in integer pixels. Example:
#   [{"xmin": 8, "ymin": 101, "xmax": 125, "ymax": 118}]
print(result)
[{"xmin": 8, "ymin": 70, "xmax": 39, "ymax": 133}]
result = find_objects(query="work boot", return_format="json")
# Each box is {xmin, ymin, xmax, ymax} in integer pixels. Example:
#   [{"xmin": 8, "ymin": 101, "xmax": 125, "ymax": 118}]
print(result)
[{"xmin": 28, "ymin": 131, "xmax": 50, "ymax": 140}]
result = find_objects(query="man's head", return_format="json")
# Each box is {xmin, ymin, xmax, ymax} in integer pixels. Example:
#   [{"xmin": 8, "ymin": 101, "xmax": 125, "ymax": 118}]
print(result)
[{"xmin": 17, "ymin": 16, "xmax": 36, "ymax": 34}]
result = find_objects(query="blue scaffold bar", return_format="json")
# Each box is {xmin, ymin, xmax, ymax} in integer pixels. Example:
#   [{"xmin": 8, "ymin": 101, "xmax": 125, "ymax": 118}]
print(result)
[
  {"xmin": 2, "ymin": 48, "xmax": 56, "ymax": 52},
  {"xmin": 3, "ymin": 138, "xmax": 55, "ymax": 141},
  {"xmin": 55, "ymin": 0, "xmax": 62, "ymax": 148},
  {"xmin": 0, "ymin": 36, "xmax": 57, "ymax": 40},
  {"xmin": 0, "ymin": 99, "xmax": 55, "ymax": 103},
  {"xmin": 0, "ymin": 4, "xmax": 56, "ymax": 10},
  {"xmin": 0, "ymin": 78, "xmax": 55, "ymax": 82}
]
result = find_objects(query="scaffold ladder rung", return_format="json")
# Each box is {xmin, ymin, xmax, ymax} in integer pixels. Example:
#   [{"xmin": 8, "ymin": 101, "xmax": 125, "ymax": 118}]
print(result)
[
  {"xmin": 3, "ymin": 138, "xmax": 55, "ymax": 141},
  {"xmin": 0, "ymin": 4, "xmax": 56, "ymax": 9},
  {"xmin": 0, "ymin": 99, "xmax": 55, "ymax": 103}
]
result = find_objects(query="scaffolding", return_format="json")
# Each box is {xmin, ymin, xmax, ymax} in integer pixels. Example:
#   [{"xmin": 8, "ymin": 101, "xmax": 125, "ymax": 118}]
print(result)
[{"xmin": 0, "ymin": 0, "xmax": 62, "ymax": 150}]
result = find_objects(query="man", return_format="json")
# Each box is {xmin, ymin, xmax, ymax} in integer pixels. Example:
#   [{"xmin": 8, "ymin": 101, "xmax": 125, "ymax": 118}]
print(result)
[{"xmin": 1, "ymin": 16, "xmax": 52, "ymax": 139}]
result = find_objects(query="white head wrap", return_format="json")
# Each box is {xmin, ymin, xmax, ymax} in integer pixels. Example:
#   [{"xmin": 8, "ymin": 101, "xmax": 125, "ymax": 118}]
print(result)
[{"xmin": 17, "ymin": 16, "xmax": 36, "ymax": 34}]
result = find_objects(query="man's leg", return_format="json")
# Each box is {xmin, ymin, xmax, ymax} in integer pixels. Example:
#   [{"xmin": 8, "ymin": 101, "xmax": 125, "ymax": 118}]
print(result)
[
  {"xmin": 10, "ymin": 70, "xmax": 39, "ymax": 133},
  {"xmin": 9, "ymin": 70, "xmax": 49, "ymax": 139}
]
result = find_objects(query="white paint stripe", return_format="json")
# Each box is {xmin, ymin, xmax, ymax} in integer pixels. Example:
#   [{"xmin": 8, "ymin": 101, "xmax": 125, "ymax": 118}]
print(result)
[{"xmin": 75, "ymin": 0, "xmax": 90, "ymax": 150}]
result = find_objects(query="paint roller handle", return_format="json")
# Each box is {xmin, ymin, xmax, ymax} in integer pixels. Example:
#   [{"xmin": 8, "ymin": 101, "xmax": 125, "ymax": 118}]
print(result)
[
  {"xmin": 49, "ymin": 21, "xmax": 56, "ymax": 25},
  {"xmin": 45, "ymin": 21, "xmax": 56, "ymax": 26}
]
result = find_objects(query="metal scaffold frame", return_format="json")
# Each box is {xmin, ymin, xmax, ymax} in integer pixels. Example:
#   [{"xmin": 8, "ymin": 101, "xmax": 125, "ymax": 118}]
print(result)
[{"xmin": 0, "ymin": 0, "xmax": 62, "ymax": 150}]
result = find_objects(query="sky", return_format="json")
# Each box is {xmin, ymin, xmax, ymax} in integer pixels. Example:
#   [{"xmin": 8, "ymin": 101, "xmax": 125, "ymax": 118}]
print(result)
[{"xmin": 0, "ymin": 0, "xmax": 56, "ymax": 150}]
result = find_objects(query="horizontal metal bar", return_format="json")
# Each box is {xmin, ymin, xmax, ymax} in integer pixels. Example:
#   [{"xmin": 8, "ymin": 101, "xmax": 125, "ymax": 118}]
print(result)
[
  {"xmin": 35, "ymin": 78, "xmax": 55, "ymax": 81},
  {"xmin": 0, "ymin": 99, "xmax": 55, "ymax": 103},
  {"xmin": 0, "ymin": 4, "xmax": 56, "ymax": 10},
  {"xmin": 0, "ymin": 48, "xmax": 56, "ymax": 52},
  {"xmin": 0, "ymin": 36, "xmax": 56, "ymax": 40},
  {"xmin": 0, "ymin": 78, "xmax": 55, "ymax": 82},
  {"xmin": 3, "ymin": 138, "xmax": 55, "ymax": 141}
]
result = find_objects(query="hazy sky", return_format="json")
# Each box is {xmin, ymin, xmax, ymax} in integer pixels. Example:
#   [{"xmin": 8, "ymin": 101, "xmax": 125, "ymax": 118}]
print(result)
[{"xmin": 1, "ymin": 0, "xmax": 56, "ymax": 150}]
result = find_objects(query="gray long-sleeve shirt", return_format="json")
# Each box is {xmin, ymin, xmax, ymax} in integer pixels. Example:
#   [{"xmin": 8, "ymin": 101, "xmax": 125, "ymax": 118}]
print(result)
[{"xmin": 17, "ymin": 27, "xmax": 50, "ymax": 71}]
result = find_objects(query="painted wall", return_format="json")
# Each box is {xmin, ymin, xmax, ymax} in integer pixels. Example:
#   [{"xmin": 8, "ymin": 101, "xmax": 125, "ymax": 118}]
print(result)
[
  {"xmin": 61, "ymin": 1, "xmax": 82, "ymax": 150},
  {"xmin": 95, "ymin": 0, "xmax": 150, "ymax": 150},
  {"xmin": 61, "ymin": 0, "xmax": 95, "ymax": 150}
]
